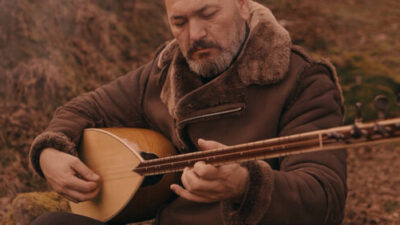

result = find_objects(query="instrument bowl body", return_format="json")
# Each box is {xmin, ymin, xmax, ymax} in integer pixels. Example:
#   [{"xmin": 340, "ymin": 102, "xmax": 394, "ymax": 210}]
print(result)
[{"xmin": 69, "ymin": 128, "xmax": 179, "ymax": 223}]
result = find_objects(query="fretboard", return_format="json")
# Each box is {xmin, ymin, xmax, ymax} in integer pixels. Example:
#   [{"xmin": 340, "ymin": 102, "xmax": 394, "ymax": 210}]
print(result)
[{"xmin": 134, "ymin": 118, "xmax": 400, "ymax": 176}]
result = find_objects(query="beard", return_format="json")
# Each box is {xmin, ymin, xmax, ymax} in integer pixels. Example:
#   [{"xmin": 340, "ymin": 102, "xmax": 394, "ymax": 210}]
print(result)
[{"xmin": 185, "ymin": 20, "xmax": 247, "ymax": 78}]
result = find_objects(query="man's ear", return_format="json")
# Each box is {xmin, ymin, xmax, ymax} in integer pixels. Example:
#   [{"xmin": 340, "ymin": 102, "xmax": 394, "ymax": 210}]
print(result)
[{"xmin": 236, "ymin": 0, "xmax": 250, "ymax": 21}]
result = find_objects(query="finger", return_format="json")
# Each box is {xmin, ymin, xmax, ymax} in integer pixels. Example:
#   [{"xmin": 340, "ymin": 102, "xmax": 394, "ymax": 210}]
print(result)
[
  {"xmin": 65, "ymin": 175, "xmax": 100, "ymax": 193},
  {"xmin": 170, "ymin": 184, "xmax": 214, "ymax": 203},
  {"xmin": 61, "ymin": 193, "xmax": 80, "ymax": 203},
  {"xmin": 71, "ymin": 159, "xmax": 100, "ymax": 182},
  {"xmin": 181, "ymin": 167, "xmax": 224, "ymax": 194},
  {"xmin": 193, "ymin": 161, "xmax": 219, "ymax": 180},
  {"xmin": 197, "ymin": 139, "xmax": 226, "ymax": 151},
  {"xmin": 62, "ymin": 186, "xmax": 101, "ymax": 203},
  {"xmin": 218, "ymin": 163, "xmax": 248, "ymax": 181},
  {"xmin": 181, "ymin": 167, "xmax": 194, "ymax": 190}
]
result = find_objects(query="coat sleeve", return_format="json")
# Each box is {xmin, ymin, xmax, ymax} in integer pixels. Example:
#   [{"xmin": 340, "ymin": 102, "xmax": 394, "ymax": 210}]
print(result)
[
  {"xmin": 222, "ymin": 63, "xmax": 346, "ymax": 225},
  {"xmin": 29, "ymin": 60, "xmax": 154, "ymax": 177}
]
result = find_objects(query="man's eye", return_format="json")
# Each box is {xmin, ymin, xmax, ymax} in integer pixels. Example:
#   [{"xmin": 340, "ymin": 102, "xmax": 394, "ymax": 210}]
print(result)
[
  {"xmin": 173, "ymin": 20, "xmax": 187, "ymax": 27},
  {"xmin": 202, "ymin": 10, "xmax": 217, "ymax": 19}
]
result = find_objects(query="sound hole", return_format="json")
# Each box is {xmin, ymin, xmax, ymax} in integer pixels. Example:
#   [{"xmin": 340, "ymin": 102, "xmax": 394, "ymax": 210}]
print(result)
[{"xmin": 140, "ymin": 151, "xmax": 164, "ymax": 187}]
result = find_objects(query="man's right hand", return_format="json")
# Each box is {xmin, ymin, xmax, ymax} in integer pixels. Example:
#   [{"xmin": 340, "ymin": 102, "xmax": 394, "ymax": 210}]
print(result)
[{"xmin": 39, "ymin": 148, "xmax": 101, "ymax": 203}]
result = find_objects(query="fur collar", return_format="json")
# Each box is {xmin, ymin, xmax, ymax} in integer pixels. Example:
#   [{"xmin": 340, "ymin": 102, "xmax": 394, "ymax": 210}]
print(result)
[{"xmin": 158, "ymin": 1, "xmax": 291, "ymax": 120}]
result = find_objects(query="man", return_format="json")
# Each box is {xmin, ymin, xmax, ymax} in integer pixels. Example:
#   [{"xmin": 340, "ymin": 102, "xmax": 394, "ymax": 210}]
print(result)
[{"xmin": 30, "ymin": 0, "xmax": 346, "ymax": 224}]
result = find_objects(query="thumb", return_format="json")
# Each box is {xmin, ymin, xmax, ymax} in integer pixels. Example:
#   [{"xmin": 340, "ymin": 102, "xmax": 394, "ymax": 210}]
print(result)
[
  {"xmin": 71, "ymin": 159, "xmax": 100, "ymax": 182},
  {"xmin": 198, "ymin": 139, "xmax": 226, "ymax": 151}
]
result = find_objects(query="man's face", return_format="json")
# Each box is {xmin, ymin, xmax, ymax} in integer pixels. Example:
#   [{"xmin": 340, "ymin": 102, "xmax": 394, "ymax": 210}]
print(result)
[{"xmin": 165, "ymin": 0, "xmax": 249, "ymax": 78}]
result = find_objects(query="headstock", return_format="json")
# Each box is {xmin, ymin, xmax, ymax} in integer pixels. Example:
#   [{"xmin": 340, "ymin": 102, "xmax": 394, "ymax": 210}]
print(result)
[
  {"xmin": 330, "ymin": 95, "xmax": 400, "ymax": 143},
  {"xmin": 354, "ymin": 102, "xmax": 363, "ymax": 124}
]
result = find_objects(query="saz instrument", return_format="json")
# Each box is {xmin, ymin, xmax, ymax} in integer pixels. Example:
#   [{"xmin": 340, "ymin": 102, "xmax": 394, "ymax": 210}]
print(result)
[{"xmin": 69, "ymin": 117, "xmax": 400, "ymax": 224}]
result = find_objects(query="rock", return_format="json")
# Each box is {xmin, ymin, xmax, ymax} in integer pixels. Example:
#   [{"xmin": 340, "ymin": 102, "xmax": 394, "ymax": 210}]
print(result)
[{"xmin": 1, "ymin": 192, "xmax": 70, "ymax": 225}]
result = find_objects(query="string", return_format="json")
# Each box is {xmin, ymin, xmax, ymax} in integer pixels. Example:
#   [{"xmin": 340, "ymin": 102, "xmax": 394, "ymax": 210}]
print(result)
[
  {"xmin": 100, "ymin": 173, "xmax": 142, "ymax": 182},
  {"xmin": 94, "ymin": 139, "xmax": 322, "ymax": 181},
  {"xmin": 87, "ymin": 129, "xmax": 333, "ymax": 176},
  {"xmin": 91, "ymin": 164, "xmax": 136, "ymax": 174},
  {"xmin": 85, "ymin": 135, "xmax": 323, "ymax": 180},
  {"xmin": 94, "ymin": 134, "xmax": 400, "ymax": 180},
  {"xmin": 136, "ymin": 136, "xmax": 323, "ymax": 175},
  {"xmin": 77, "ymin": 120, "xmax": 400, "ymax": 181},
  {"xmin": 142, "ymin": 133, "xmax": 319, "ymax": 167}
]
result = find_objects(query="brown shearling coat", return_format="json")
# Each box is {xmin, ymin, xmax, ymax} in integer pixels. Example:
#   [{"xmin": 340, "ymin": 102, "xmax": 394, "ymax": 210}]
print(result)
[{"xmin": 30, "ymin": 2, "xmax": 346, "ymax": 225}]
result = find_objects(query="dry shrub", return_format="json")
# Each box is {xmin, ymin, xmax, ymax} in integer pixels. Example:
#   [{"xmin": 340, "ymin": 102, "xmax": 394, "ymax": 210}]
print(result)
[
  {"xmin": 260, "ymin": 0, "xmax": 345, "ymax": 51},
  {"xmin": 0, "ymin": 1, "xmax": 171, "ymax": 218},
  {"xmin": 0, "ymin": 104, "xmax": 50, "ymax": 218},
  {"xmin": 0, "ymin": 59, "xmax": 67, "ymax": 109},
  {"xmin": 0, "ymin": 104, "xmax": 48, "ymax": 151},
  {"xmin": 0, "ymin": 151, "xmax": 28, "ymax": 197},
  {"xmin": 0, "ymin": 0, "xmax": 170, "ymax": 97}
]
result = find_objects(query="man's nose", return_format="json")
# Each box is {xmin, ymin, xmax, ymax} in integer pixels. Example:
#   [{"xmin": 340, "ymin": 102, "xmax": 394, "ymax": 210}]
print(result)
[{"xmin": 189, "ymin": 19, "xmax": 207, "ymax": 43}]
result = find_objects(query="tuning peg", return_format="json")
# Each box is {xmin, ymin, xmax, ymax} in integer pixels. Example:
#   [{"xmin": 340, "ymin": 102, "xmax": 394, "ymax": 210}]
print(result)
[
  {"xmin": 355, "ymin": 102, "xmax": 363, "ymax": 123},
  {"xmin": 351, "ymin": 124, "xmax": 369, "ymax": 139},
  {"xmin": 327, "ymin": 132, "xmax": 345, "ymax": 140},
  {"xmin": 374, "ymin": 124, "xmax": 392, "ymax": 136},
  {"xmin": 374, "ymin": 95, "xmax": 389, "ymax": 120}
]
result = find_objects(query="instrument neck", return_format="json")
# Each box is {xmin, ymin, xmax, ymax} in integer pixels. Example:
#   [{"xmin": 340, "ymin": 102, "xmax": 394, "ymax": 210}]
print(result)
[{"xmin": 135, "ymin": 118, "xmax": 400, "ymax": 176}]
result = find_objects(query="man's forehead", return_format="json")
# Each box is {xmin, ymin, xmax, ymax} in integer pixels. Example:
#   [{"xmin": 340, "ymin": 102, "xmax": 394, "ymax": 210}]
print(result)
[{"xmin": 165, "ymin": 0, "xmax": 230, "ymax": 15}]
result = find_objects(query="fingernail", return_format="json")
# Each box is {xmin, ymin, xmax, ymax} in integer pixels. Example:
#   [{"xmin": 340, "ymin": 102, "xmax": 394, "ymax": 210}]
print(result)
[
  {"xmin": 199, "ymin": 138, "xmax": 209, "ymax": 145},
  {"xmin": 92, "ymin": 173, "xmax": 100, "ymax": 180}
]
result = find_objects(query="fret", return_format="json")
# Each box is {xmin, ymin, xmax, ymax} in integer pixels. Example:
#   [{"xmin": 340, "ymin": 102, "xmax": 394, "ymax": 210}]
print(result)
[
  {"xmin": 134, "ymin": 118, "xmax": 400, "ymax": 176},
  {"xmin": 139, "ymin": 133, "xmax": 319, "ymax": 167},
  {"xmin": 319, "ymin": 133, "xmax": 323, "ymax": 148}
]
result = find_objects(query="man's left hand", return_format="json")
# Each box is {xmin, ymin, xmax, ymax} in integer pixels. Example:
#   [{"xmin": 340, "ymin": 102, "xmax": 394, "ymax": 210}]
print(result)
[{"xmin": 170, "ymin": 139, "xmax": 249, "ymax": 203}]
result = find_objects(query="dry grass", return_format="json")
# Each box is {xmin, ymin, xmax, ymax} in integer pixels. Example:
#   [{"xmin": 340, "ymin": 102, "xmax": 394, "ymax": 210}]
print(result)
[{"xmin": 1, "ymin": 0, "xmax": 400, "ymax": 224}]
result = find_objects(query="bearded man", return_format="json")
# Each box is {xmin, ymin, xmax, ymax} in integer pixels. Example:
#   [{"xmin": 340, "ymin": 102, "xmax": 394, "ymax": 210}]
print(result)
[{"xmin": 30, "ymin": 0, "xmax": 346, "ymax": 224}]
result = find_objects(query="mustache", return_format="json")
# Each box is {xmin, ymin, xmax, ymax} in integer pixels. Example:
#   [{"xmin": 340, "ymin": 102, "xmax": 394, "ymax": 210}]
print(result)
[{"xmin": 187, "ymin": 40, "xmax": 222, "ymax": 58}]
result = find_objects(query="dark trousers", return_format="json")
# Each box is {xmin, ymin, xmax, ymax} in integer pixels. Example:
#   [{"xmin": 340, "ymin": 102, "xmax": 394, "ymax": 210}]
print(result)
[
  {"xmin": 31, "ymin": 212, "xmax": 109, "ymax": 225},
  {"xmin": 31, "ymin": 212, "xmax": 154, "ymax": 225}
]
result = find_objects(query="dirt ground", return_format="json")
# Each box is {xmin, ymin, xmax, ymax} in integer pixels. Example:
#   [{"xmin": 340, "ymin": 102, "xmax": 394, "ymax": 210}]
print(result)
[{"xmin": 343, "ymin": 144, "xmax": 400, "ymax": 225}]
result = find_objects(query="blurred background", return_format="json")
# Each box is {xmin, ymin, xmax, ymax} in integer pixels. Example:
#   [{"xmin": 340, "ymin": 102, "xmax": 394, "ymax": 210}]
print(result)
[{"xmin": 0, "ymin": 0, "xmax": 399, "ymax": 224}]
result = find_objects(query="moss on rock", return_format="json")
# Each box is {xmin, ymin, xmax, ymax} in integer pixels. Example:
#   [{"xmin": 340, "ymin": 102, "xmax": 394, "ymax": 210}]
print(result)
[{"xmin": 1, "ymin": 192, "xmax": 70, "ymax": 225}]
